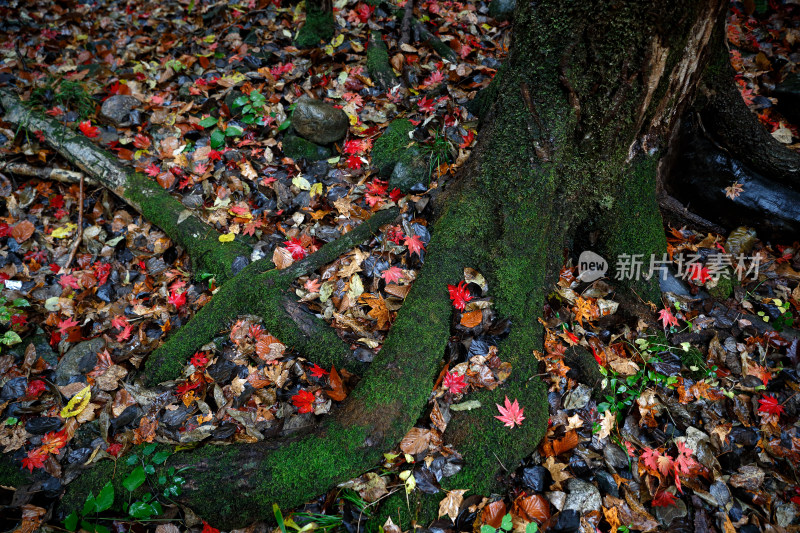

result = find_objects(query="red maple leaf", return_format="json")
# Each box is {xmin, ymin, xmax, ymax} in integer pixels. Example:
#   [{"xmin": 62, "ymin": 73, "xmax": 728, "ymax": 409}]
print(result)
[
  {"xmin": 115, "ymin": 324, "xmax": 133, "ymax": 342},
  {"xmin": 404, "ymin": 235, "xmax": 425, "ymax": 257},
  {"xmin": 292, "ymin": 389, "xmax": 315, "ymax": 414},
  {"xmin": 674, "ymin": 441, "xmax": 697, "ymax": 475},
  {"xmin": 26, "ymin": 380, "xmax": 47, "ymax": 397},
  {"xmin": 41, "ymin": 429, "xmax": 69, "ymax": 455},
  {"xmin": 190, "ymin": 352, "xmax": 209, "ymax": 368},
  {"xmin": 144, "ymin": 163, "xmax": 160, "ymax": 177},
  {"xmin": 168, "ymin": 289, "xmax": 187, "ymax": 308},
  {"xmin": 443, "ymin": 371, "xmax": 466, "ymax": 395},
  {"xmin": 310, "ymin": 364, "xmax": 329, "ymax": 378},
  {"xmin": 460, "ymin": 130, "xmax": 475, "ymax": 148},
  {"xmin": 284, "ymin": 238, "xmax": 308, "ymax": 261},
  {"xmin": 347, "ymin": 155, "xmax": 364, "ymax": 170},
  {"xmin": 21, "ymin": 448, "xmax": 48, "ymax": 472},
  {"xmin": 758, "ymin": 395, "xmax": 784, "ymax": 417},
  {"xmin": 57, "ymin": 317, "xmax": 79, "ymax": 336},
  {"xmin": 651, "ymin": 491, "xmax": 677, "ymax": 507},
  {"xmin": 133, "ymin": 133, "xmax": 151, "ymax": 149},
  {"xmin": 78, "ymin": 121, "xmax": 99, "ymax": 138},
  {"xmin": 381, "ymin": 266, "xmax": 404, "ymax": 284},
  {"xmin": 418, "ymin": 97, "xmax": 436, "ymax": 114},
  {"xmin": 448, "ymin": 280, "xmax": 472, "ymax": 310},
  {"xmin": 202, "ymin": 521, "xmax": 220, "ymax": 533},
  {"xmin": 58, "ymin": 274, "xmax": 81, "ymax": 290},
  {"xmin": 111, "ymin": 315, "xmax": 129, "ymax": 330},
  {"xmin": 495, "ymin": 396, "xmax": 524, "ymax": 428},
  {"xmin": 107, "ymin": 442, "xmax": 123, "ymax": 457},
  {"xmin": 658, "ymin": 308, "xmax": 678, "ymax": 328}
]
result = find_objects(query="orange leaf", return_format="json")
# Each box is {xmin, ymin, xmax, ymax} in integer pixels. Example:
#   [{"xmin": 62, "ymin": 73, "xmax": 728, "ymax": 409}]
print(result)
[
  {"xmin": 11, "ymin": 220, "xmax": 34, "ymax": 243},
  {"xmin": 513, "ymin": 493, "xmax": 550, "ymax": 524},
  {"xmin": 326, "ymin": 366, "xmax": 347, "ymax": 401},
  {"xmin": 552, "ymin": 429, "xmax": 579, "ymax": 456},
  {"xmin": 481, "ymin": 501, "xmax": 506, "ymax": 529},
  {"xmin": 460, "ymin": 309, "xmax": 483, "ymax": 328},
  {"xmin": 400, "ymin": 427, "xmax": 431, "ymax": 455}
]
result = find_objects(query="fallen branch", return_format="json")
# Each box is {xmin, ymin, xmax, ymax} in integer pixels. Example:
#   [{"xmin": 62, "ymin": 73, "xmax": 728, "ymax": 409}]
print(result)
[
  {"xmin": 63, "ymin": 173, "xmax": 84, "ymax": 271},
  {"xmin": 0, "ymin": 161, "xmax": 95, "ymax": 186}
]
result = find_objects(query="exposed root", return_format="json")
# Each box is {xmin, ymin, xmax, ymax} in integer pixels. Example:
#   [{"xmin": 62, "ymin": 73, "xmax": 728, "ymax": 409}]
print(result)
[{"xmin": 0, "ymin": 161, "xmax": 95, "ymax": 186}]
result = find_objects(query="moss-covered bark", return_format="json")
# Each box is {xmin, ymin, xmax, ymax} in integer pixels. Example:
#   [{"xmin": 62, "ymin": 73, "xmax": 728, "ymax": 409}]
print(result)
[
  {"xmin": 295, "ymin": 0, "xmax": 335, "ymax": 49},
  {"xmin": 366, "ymin": 32, "xmax": 398, "ymax": 90},
  {"xmin": 34, "ymin": 1, "xmax": 732, "ymax": 529}
]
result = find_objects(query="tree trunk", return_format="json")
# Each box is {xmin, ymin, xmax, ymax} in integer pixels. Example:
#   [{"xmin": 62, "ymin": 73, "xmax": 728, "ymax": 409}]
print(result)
[
  {"xmin": 7, "ymin": 0, "xmax": 730, "ymax": 529},
  {"xmin": 294, "ymin": 0, "xmax": 335, "ymax": 48}
]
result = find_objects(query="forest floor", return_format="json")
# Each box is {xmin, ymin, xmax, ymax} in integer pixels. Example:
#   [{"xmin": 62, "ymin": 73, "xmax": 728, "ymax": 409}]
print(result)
[{"xmin": 0, "ymin": 1, "xmax": 799, "ymax": 532}]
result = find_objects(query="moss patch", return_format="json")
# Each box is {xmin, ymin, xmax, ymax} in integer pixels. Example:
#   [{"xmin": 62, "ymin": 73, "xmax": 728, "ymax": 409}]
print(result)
[
  {"xmin": 372, "ymin": 119, "xmax": 416, "ymax": 176},
  {"xmin": 295, "ymin": 2, "xmax": 335, "ymax": 49},
  {"xmin": 282, "ymin": 135, "xmax": 332, "ymax": 161},
  {"xmin": 366, "ymin": 32, "xmax": 397, "ymax": 90}
]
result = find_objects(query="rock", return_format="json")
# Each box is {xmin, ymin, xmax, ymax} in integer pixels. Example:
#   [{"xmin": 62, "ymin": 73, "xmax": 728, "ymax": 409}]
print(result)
[
  {"xmin": 488, "ymin": 0, "xmax": 516, "ymax": 21},
  {"xmin": 372, "ymin": 119, "xmax": 416, "ymax": 176},
  {"xmin": 291, "ymin": 97, "xmax": 349, "ymax": 144},
  {"xmin": 282, "ymin": 134, "xmax": 332, "ymax": 161},
  {"xmin": 54, "ymin": 338, "xmax": 105, "ymax": 386},
  {"xmin": 521, "ymin": 465, "xmax": 550, "ymax": 492},
  {"xmin": 709, "ymin": 481, "xmax": 731, "ymax": 508},
  {"xmin": 550, "ymin": 510, "xmax": 580, "ymax": 533},
  {"xmin": 729, "ymin": 427, "xmax": 758, "ymax": 447},
  {"xmin": 207, "ymin": 359, "xmax": 240, "ymax": 383},
  {"xmin": 110, "ymin": 405, "xmax": 142, "ymax": 434},
  {"xmin": 603, "ymin": 444, "xmax": 629, "ymax": 470},
  {"xmin": 568, "ymin": 453, "xmax": 591, "ymax": 478},
  {"xmin": 25, "ymin": 416, "xmax": 63, "ymax": 435},
  {"xmin": 546, "ymin": 491, "xmax": 566, "ymax": 511},
  {"xmin": 594, "ymin": 470, "xmax": 619, "ymax": 497},
  {"xmin": 390, "ymin": 146, "xmax": 430, "ymax": 193},
  {"xmin": 563, "ymin": 384, "xmax": 592, "ymax": 410},
  {"xmin": 564, "ymin": 478, "xmax": 601, "ymax": 514},
  {"xmin": 100, "ymin": 95, "xmax": 141, "ymax": 127},
  {"xmin": 659, "ymin": 269, "xmax": 693, "ymax": 298},
  {"xmin": 775, "ymin": 502, "xmax": 798, "ymax": 527},
  {"xmin": 162, "ymin": 404, "xmax": 194, "ymax": 428},
  {"xmin": 774, "ymin": 72, "xmax": 800, "ymax": 125},
  {"xmin": 653, "ymin": 498, "xmax": 687, "ymax": 526}
]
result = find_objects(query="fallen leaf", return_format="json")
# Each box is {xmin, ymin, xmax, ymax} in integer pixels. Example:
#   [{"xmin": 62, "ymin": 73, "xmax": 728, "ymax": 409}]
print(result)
[
  {"xmin": 400, "ymin": 427, "xmax": 431, "ymax": 455},
  {"xmin": 60, "ymin": 385, "xmax": 91, "ymax": 418},
  {"xmin": 438, "ymin": 489, "xmax": 467, "ymax": 522}
]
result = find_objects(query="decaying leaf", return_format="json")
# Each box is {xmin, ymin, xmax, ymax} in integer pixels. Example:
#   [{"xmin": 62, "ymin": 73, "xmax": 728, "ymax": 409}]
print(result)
[{"xmin": 438, "ymin": 489, "xmax": 467, "ymax": 522}]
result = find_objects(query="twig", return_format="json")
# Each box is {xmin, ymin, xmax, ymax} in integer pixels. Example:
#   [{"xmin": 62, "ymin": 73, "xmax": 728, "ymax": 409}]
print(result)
[
  {"xmin": 14, "ymin": 39, "xmax": 29, "ymax": 72},
  {"xmin": 0, "ymin": 161, "xmax": 94, "ymax": 185},
  {"xmin": 63, "ymin": 174, "xmax": 84, "ymax": 271}
]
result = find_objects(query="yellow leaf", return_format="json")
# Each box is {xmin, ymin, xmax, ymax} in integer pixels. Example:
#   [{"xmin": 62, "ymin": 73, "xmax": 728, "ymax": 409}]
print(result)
[
  {"xmin": 218, "ymin": 232, "xmax": 235, "ymax": 242},
  {"xmin": 51, "ymin": 223, "xmax": 77, "ymax": 239},
  {"xmin": 310, "ymin": 182, "xmax": 323, "ymax": 198},
  {"xmin": 60, "ymin": 385, "xmax": 91, "ymax": 418}
]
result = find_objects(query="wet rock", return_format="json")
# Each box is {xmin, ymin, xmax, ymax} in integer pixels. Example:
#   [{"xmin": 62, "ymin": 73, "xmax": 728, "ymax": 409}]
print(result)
[
  {"xmin": 291, "ymin": 96, "xmax": 349, "ymax": 144},
  {"xmin": 563, "ymin": 384, "xmax": 592, "ymax": 410},
  {"xmin": 207, "ymin": 359, "xmax": 238, "ymax": 383},
  {"xmin": 55, "ymin": 338, "xmax": 105, "ymax": 386},
  {"xmin": 111, "ymin": 405, "xmax": 142, "ymax": 434},
  {"xmin": 162, "ymin": 404, "xmax": 194, "ymax": 428},
  {"xmin": 603, "ymin": 444, "xmax": 629, "ymax": 470},
  {"xmin": 100, "ymin": 95, "xmax": 141, "ymax": 127},
  {"xmin": 654, "ymin": 498, "xmax": 687, "ymax": 526},
  {"xmin": 282, "ymin": 134, "xmax": 332, "ymax": 161},
  {"xmin": 521, "ymin": 465, "xmax": 550, "ymax": 492},
  {"xmin": 564, "ymin": 478, "xmax": 601, "ymax": 514},
  {"xmin": 25, "ymin": 416, "xmax": 62, "ymax": 435},
  {"xmin": 389, "ymin": 146, "xmax": 429, "ymax": 193},
  {"xmin": 568, "ymin": 453, "xmax": 591, "ymax": 478},
  {"xmin": 0, "ymin": 377, "xmax": 27, "ymax": 400},
  {"xmin": 659, "ymin": 270, "xmax": 693, "ymax": 298},
  {"xmin": 594, "ymin": 470, "xmax": 619, "ymax": 497},
  {"xmin": 730, "ymin": 427, "xmax": 758, "ymax": 447},
  {"xmin": 488, "ymin": 0, "xmax": 516, "ymax": 21},
  {"xmin": 550, "ymin": 510, "xmax": 580, "ymax": 533}
]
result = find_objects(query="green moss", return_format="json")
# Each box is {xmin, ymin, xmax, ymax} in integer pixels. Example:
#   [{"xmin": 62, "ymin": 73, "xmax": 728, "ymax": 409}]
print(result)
[
  {"xmin": 708, "ymin": 271, "xmax": 734, "ymax": 300},
  {"xmin": 0, "ymin": 454, "xmax": 31, "ymax": 488},
  {"xmin": 366, "ymin": 32, "xmax": 397, "ymax": 90},
  {"xmin": 295, "ymin": 2, "xmax": 335, "ymax": 49},
  {"xmin": 371, "ymin": 119, "xmax": 416, "ymax": 176},
  {"xmin": 282, "ymin": 135, "xmax": 332, "ymax": 161}
]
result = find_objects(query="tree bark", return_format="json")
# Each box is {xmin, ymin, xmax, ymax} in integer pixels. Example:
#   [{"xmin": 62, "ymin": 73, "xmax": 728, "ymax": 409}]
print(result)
[{"xmin": 5, "ymin": 1, "xmax": 731, "ymax": 529}]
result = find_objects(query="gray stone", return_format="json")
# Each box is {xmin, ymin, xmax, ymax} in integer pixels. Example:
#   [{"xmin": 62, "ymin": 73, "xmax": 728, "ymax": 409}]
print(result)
[
  {"xmin": 563, "ymin": 384, "xmax": 592, "ymax": 410},
  {"xmin": 488, "ymin": 0, "xmax": 516, "ymax": 21},
  {"xmin": 100, "ymin": 95, "xmax": 140, "ymax": 127},
  {"xmin": 389, "ymin": 146, "xmax": 429, "ymax": 193},
  {"xmin": 291, "ymin": 96, "xmax": 349, "ymax": 144},
  {"xmin": 775, "ymin": 502, "xmax": 798, "ymax": 527},
  {"xmin": 603, "ymin": 444, "xmax": 629, "ymax": 470},
  {"xmin": 54, "ymin": 337, "xmax": 105, "ymax": 386},
  {"xmin": 564, "ymin": 478, "xmax": 601, "ymax": 514},
  {"xmin": 653, "ymin": 498, "xmax": 687, "ymax": 526},
  {"xmin": 594, "ymin": 470, "xmax": 619, "ymax": 498}
]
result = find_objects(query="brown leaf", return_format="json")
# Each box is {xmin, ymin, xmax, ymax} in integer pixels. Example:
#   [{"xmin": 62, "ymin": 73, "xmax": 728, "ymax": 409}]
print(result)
[
  {"xmin": 133, "ymin": 417, "xmax": 157, "ymax": 444},
  {"xmin": 255, "ymin": 335, "xmax": 285, "ymax": 361},
  {"xmin": 14, "ymin": 504, "xmax": 46, "ymax": 533},
  {"xmin": 544, "ymin": 456, "xmax": 571, "ymax": 490},
  {"xmin": 438, "ymin": 489, "xmax": 468, "ymax": 522},
  {"xmin": 430, "ymin": 400, "xmax": 448, "ymax": 432},
  {"xmin": 460, "ymin": 309, "xmax": 483, "ymax": 328},
  {"xmin": 326, "ymin": 366, "xmax": 347, "ymax": 401},
  {"xmin": 360, "ymin": 293, "xmax": 391, "ymax": 329},
  {"xmin": 11, "ymin": 220, "xmax": 34, "ymax": 243},
  {"xmin": 400, "ymin": 427, "xmax": 431, "ymax": 455},
  {"xmin": 481, "ymin": 501, "xmax": 506, "ymax": 529},
  {"xmin": 552, "ymin": 430, "xmax": 579, "ymax": 456},
  {"xmin": 383, "ymin": 517, "xmax": 401, "ymax": 533},
  {"xmin": 513, "ymin": 494, "xmax": 550, "ymax": 524},
  {"xmin": 272, "ymin": 247, "xmax": 294, "ymax": 270}
]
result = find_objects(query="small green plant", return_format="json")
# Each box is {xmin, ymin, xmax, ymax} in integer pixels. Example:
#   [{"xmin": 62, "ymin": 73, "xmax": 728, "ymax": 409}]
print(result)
[
  {"xmin": 420, "ymin": 129, "xmax": 453, "ymax": 178},
  {"xmin": 64, "ymin": 444, "xmax": 187, "ymax": 531},
  {"xmin": 0, "ymin": 296, "xmax": 28, "ymax": 350},
  {"xmin": 277, "ymin": 489, "xmax": 370, "ymax": 532},
  {"xmin": 757, "ymin": 298, "xmax": 793, "ymax": 331},
  {"xmin": 233, "ymin": 89, "xmax": 268, "ymax": 125},
  {"xmin": 480, "ymin": 513, "xmax": 538, "ymax": 533},
  {"xmin": 31, "ymin": 79, "xmax": 95, "ymax": 118}
]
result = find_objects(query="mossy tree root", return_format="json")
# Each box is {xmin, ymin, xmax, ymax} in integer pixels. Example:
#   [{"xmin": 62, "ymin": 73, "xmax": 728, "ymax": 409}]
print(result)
[
  {"xmin": 143, "ymin": 207, "xmax": 400, "ymax": 386},
  {"xmin": 0, "ymin": 89, "xmax": 251, "ymax": 284},
  {"xmin": 366, "ymin": 31, "xmax": 398, "ymax": 90},
  {"xmin": 294, "ymin": 0, "xmax": 335, "ymax": 49}
]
